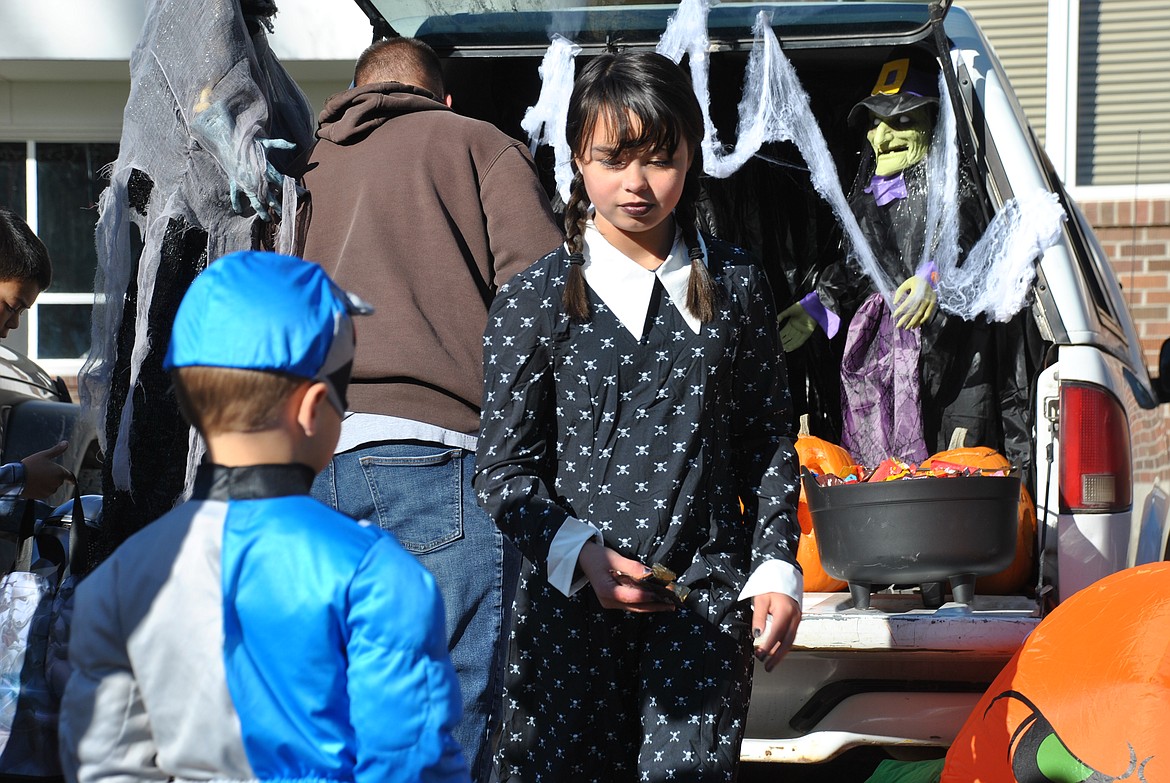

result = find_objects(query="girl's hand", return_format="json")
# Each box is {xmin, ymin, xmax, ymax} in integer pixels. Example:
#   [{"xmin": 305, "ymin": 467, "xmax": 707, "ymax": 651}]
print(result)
[
  {"xmin": 751, "ymin": 592, "xmax": 801, "ymax": 672},
  {"xmin": 577, "ymin": 540, "xmax": 679, "ymax": 613}
]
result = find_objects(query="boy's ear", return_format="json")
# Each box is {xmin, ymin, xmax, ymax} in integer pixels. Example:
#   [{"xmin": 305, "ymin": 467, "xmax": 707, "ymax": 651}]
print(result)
[{"xmin": 295, "ymin": 381, "xmax": 331, "ymax": 436}]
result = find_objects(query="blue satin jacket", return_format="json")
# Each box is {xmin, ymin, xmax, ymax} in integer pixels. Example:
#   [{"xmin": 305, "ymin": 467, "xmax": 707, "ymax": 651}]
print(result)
[{"xmin": 59, "ymin": 463, "xmax": 469, "ymax": 783}]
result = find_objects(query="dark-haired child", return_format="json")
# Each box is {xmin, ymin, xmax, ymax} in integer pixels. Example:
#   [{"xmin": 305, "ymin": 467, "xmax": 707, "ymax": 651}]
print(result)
[
  {"xmin": 60, "ymin": 250, "xmax": 470, "ymax": 783},
  {"xmin": 0, "ymin": 207, "xmax": 73, "ymax": 500},
  {"xmin": 473, "ymin": 51, "xmax": 802, "ymax": 781}
]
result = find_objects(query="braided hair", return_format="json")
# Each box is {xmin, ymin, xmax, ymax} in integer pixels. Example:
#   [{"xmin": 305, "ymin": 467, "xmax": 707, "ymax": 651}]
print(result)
[{"xmin": 563, "ymin": 51, "xmax": 717, "ymax": 323}]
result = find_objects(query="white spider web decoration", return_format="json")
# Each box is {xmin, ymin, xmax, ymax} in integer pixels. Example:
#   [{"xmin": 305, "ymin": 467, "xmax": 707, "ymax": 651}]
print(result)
[{"xmin": 524, "ymin": 0, "xmax": 1066, "ymax": 321}]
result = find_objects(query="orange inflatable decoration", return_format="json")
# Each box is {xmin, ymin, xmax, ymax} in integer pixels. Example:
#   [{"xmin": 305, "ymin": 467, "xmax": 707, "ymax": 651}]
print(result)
[
  {"xmin": 942, "ymin": 563, "xmax": 1170, "ymax": 782},
  {"xmin": 922, "ymin": 446, "xmax": 1036, "ymax": 594},
  {"xmin": 794, "ymin": 431, "xmax": 851, "ymax": 592}
]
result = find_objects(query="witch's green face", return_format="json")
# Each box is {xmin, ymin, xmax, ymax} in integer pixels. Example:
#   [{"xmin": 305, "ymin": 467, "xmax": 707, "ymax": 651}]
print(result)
[{"xmin": 867, "ymin": 106, "xmax": 933, "ymax": 176}]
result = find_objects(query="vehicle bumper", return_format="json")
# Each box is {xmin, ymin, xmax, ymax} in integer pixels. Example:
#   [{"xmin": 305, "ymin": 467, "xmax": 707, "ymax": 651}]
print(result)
[{"xmin": 742, "ymin": 592, "xmax": 1041, "ymax": 763}]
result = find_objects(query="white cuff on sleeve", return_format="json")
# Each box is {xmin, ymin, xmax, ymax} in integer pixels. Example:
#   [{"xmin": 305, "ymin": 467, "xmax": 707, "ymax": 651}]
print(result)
[
  {"xmin": 737, "ymin": 558, "xmax": 803, "ymax": 604},
  {"xmin": 547, "ymin": 518, "xmax": 605, "ymax": 597}
]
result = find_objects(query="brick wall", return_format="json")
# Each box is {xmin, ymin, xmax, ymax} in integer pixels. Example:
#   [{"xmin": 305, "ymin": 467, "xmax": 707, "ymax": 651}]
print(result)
[{"xmin": 1081, "ymin": 197, "xmax": 1170, "ymax": 373}]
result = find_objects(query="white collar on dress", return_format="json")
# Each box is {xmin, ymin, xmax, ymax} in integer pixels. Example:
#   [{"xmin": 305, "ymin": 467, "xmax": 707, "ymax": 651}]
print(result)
[{"xmin": 577, "ymin": 221, "xmax": 707, "ymax": 339}]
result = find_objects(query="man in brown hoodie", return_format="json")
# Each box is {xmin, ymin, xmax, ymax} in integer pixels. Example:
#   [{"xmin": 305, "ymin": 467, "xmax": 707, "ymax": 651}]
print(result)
[{"xmin": 299, "ymin": 37, "xmax": 563, "ymax": 781}]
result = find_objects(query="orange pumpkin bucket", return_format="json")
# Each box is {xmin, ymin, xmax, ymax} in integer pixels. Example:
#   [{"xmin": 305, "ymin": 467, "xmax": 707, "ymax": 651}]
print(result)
[{"xmin": 922, "ymin": 445, "xmax": 1037, "ymax": 595}]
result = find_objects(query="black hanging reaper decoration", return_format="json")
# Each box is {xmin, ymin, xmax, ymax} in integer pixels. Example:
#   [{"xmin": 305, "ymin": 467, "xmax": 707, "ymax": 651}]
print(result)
[{"xmin": 79, "ymin": 0, "xmax": 314, "ymax": 565}]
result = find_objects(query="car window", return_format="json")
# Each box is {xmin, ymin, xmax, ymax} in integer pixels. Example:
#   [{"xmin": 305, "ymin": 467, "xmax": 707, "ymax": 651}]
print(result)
[
  {"xmin": 1029, "ymin": 138, "xmax": 1123, "ymax": 332},
  {"xmin": 1066, "ymin": 200, "xmax": 1120, "ymax": 325}
]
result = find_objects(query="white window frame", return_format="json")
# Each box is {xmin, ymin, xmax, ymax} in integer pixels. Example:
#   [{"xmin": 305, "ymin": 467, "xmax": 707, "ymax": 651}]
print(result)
[{"xmin": 1047, "ymin": 0, "xmax": 1170, "ymax": 201}]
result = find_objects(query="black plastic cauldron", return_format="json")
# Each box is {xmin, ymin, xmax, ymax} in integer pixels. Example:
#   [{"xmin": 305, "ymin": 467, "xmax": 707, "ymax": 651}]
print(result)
[{"xmin": 802, "ymin": 469, "xmax": 1020, "ymax": 610}]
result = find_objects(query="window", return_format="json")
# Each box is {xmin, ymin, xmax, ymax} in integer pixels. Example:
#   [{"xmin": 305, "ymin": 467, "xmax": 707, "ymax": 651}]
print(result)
[
  {"xmin": 0, "ymin": 141, "xmax": 117, "ymax": 375},
  {"xmin": 0, "ymin": 144, "xmax": 26, "ymax": 215},
  {"xmin": 1073, "ymin": 0, "xmax": 1170, "ymax": 187},
  {"xmin": 961, "ymin": 0, "xmax": 1170, "ymax": 191}
]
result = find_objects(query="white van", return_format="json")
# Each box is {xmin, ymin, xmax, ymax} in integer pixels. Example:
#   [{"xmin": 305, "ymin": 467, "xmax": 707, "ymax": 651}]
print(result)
[{"xmin": 352, "ymin": 0, "xmax": 1170, "ymax": 763}]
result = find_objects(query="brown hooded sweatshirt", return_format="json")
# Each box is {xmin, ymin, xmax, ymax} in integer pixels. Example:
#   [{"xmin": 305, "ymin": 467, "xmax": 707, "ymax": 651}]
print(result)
[{"xmin": 300, "ymin": 82, "xmax": 563, "ymax": 435}]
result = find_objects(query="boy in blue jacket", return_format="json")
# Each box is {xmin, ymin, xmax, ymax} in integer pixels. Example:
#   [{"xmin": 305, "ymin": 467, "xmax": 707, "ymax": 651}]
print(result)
[{"xmin": 59, "ymin": 250, "xmax": 469, "ymax": 783}]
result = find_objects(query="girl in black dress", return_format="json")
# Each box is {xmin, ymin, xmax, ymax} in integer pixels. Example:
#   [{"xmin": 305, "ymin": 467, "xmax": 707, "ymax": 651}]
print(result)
[{"xmin": 474, "ymin": 51, "xmax": 801, "ymax": 782}]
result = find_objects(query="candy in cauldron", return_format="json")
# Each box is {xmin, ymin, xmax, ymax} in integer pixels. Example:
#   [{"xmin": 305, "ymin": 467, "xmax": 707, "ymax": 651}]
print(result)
[{"xmin": 801, "ymin": 469, "xmax": 1020, "ymax": 609}]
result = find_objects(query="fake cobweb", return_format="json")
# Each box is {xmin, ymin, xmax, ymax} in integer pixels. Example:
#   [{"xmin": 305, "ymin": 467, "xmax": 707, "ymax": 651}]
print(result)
[
  {"xmin": 522, "ymin": 35, "xmax": 582, "ymax": 203},
  {"xmin": 80, "ymin": 0, "xmax": 314, "ymax": 504},
  {"xmin": 522, "ymin": 0, "xmax": 1066, "ymax": 323}
]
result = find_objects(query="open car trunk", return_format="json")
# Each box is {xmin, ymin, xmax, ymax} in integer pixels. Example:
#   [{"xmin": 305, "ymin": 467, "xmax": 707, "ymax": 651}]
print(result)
[
  {"xmin": 415, "ymin": 6, "xmax": 1048, "ymax": 475},
  {"xmin": 351, "ymin": 0, "xmax": 1056, "ymax": 761}
]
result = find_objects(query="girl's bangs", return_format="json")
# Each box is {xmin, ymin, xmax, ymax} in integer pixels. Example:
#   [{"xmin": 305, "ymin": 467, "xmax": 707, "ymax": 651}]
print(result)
[{"xmin": 584, "ymin": 90, "xmax": 681, "ymax": 156}]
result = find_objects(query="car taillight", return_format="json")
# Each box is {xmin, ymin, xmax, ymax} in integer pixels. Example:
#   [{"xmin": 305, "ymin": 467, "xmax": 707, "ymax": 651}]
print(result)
[{"xmin": 1059, "ymin": 382, "xmax": 1132, "ymax": 512}]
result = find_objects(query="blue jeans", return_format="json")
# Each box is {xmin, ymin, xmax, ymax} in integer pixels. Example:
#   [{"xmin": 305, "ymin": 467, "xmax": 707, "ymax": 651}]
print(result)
[{"xmin": 312, "ymin": 442, "xmax": 517, "ymax": 782}]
